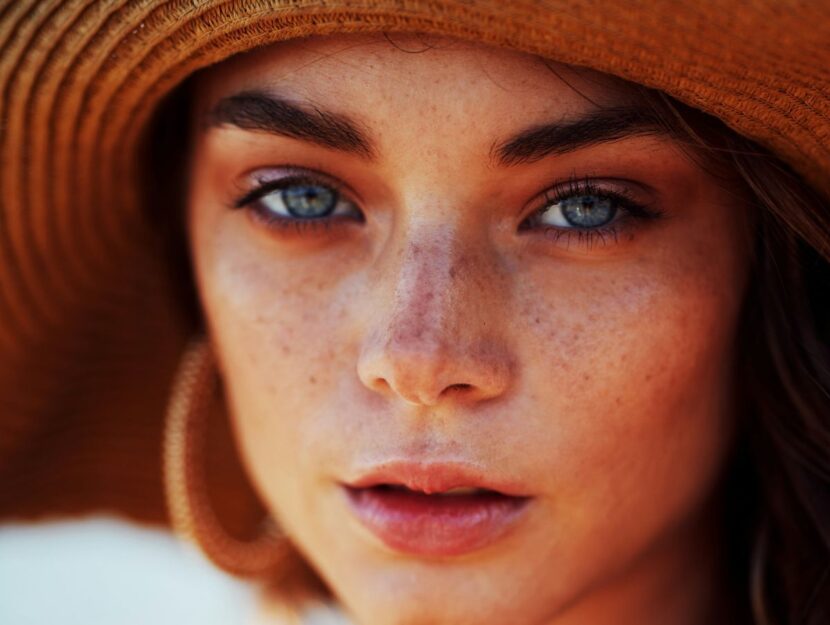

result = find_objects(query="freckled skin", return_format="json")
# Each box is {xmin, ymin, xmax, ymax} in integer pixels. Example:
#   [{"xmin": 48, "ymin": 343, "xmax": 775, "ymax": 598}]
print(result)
[{"xmin": 187, "ymin": 34, "xmax": 751, "ymax": 625}]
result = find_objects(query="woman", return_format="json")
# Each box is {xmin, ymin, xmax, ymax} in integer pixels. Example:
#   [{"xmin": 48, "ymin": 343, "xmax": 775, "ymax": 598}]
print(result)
[{"xmin": 0, "ymin": 2, "xmax": 827, "ymax": 624}]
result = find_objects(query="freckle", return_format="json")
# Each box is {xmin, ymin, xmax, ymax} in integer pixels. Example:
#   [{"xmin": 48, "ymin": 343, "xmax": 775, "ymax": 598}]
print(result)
[
  {"xmin": 534, "ymin": 317, "xmax": 540, "ymax": 324},
  {"xmin": 281, "ymin": 345, "xmax": 291, "ymax": 355},
  {"xmin": 582, "ymin": 373, "xmax": 591, "ymax": 381},
  {"xmin": 309, "ymin": 376, "xmax": 317, "ymax": 385}
]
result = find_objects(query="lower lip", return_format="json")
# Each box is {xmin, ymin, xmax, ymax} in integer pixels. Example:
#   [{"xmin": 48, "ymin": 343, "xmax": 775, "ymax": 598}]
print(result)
[{"xmin": 344, "ymin": 486, "xmax": 531, "ymax": 557}]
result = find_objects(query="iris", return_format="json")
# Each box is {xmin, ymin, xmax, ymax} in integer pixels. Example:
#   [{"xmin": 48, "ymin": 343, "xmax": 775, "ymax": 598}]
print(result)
[
  {"xmin": 281, "ymin": 184, "xmax": 337, "ymax": 217},
  {"xmin": 559, "ymin": 195, "xmax": 616, "ymax": 228}
]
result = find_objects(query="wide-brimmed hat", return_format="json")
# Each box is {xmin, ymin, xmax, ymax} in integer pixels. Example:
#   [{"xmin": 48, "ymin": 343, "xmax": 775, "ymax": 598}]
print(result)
[{"xmin": 1, "ymin": 0, "xmax": 828, "ymax": 527}]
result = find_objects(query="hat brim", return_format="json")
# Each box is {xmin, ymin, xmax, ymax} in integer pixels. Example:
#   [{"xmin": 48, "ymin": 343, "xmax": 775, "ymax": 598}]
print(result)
[{"xmin": 1, "ymin": 0, "xmax": 828, "ymax": 525}]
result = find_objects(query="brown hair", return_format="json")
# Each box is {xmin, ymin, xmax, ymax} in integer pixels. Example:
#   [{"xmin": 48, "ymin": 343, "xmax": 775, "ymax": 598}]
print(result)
[
  {"xmin": 623, "ymin": 86, "xmax": 830, "ymax": 625},
  {"xmin": 144, "ymin": 60, "xmax": 830, "ymax": 625}
]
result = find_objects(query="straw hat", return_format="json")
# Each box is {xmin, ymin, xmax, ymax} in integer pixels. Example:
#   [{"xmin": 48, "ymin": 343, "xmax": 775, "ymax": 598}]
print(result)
[{"xmin": 1, "ymin": 0, "xmax": 828, "ymax": 530}]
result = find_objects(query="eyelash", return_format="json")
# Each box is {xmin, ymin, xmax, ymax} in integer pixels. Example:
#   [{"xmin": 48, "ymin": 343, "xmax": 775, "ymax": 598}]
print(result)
[
  {"xmin": 233, "ymin": 172, "xmax": 663, "ymax": 246},
  {"xmin": 233, "ymin": 170, "xmax": 361, "ymax": 235},
  {"xmin": 521, "ymin": 177, "xmax": 664, "ymax": 249}
]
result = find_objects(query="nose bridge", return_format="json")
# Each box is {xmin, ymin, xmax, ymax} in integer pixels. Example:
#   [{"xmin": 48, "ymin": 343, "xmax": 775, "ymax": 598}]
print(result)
[
  {"xmin": 391, "ymin": 229, "xmax": 464, "ymax": 344},
  {"xmin": 357, "ymin": 224, "xmax": 511, "ymax": 407}
]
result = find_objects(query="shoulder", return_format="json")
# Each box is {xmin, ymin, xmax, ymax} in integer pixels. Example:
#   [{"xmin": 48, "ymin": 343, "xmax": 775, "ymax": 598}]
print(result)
[{"xmin": 0, "ymin": 516, "xmax": 259, "ymax": 624}]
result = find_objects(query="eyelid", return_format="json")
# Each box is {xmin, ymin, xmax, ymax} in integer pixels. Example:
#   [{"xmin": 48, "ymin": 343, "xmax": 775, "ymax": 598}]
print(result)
[
  {"xmin": 233, "ymin": 165, "xmax": 363, "ymax": 209},
  {"xmin": 530, "ymin": 175, "xmax": 660, "ymax": 220},
  {"xmin": 542, "ymin": 175, "xmax": 642, "ymax": 203}
]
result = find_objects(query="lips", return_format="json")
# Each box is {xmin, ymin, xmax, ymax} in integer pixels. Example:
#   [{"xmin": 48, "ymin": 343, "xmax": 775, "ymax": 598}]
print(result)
[{"xmin": 342, "ymin": 462, "xmax": 532, "ymax": 557}]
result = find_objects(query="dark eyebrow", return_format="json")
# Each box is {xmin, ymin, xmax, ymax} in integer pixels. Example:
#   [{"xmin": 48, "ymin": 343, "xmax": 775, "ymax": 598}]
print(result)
[
  {"xmin": 494, "ymin": 106, "xmax": 666, "ymax": 166},
  {"xmin": 205, "ymin": 90, "xmax": 375, "ymax": 159}
]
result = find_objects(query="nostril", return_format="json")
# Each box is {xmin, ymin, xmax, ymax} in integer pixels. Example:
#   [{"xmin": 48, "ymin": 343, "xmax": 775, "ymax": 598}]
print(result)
[
  {"xmin": 373, "ymin": 378, "xmax": 393, "ymax": 393},
  {"xmin": 445, "ymin": 383, "xmax": 472, "ymax": 393}
]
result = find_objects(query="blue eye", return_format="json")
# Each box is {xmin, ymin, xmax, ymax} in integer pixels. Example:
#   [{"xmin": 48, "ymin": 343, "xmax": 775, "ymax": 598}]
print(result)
[
  {"xmin": 521, "ymin": 177, "xmax": 664, "ymax": 248},
  {"xmin": 542, "ymin": 194, "xmax": 617, "ymax": 229},
  {"xmin": 280, "ymin": 183, "xmax": 338, "ymax": 217},
  {"xmin": 262, "ymin": 182, "xmax": 339, "ymax": 218},
  {"xmin": 235, "ymin": 175, "xmax": 362, "ymax": 231}
]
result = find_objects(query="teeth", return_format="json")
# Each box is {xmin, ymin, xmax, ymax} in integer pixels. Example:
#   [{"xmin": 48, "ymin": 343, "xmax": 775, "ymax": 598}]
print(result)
[
  {"xmin": 374, "ymin": 484, "xmax": 486, "ymax": 496},
  {"xmin": 437, "ymin": 487, "xmax": 481, "ymax": 496}
]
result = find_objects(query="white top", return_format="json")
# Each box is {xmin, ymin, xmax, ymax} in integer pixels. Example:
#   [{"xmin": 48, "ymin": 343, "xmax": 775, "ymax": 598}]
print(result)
[{"xmin": 0, "ymin": 517, "xmax": 349, "ymax": 625}]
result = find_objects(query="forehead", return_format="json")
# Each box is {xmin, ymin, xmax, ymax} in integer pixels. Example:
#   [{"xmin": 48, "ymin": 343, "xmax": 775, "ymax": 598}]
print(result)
[{"xmin": 193, "ymin": 33, "xmax": 638, "ymax": 135}]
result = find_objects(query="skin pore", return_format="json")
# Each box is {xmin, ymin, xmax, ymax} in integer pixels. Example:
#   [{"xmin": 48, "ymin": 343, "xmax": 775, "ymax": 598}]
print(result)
[{"xmin": 186, "ymin": 34, "xmax": 752, "ymax": 625}]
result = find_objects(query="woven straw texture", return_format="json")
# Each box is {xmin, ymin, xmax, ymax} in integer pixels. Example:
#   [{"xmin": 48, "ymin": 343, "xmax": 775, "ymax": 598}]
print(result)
[{"xmin": 1, "ymin": 0, "xmax": 829, "ymax": 526}]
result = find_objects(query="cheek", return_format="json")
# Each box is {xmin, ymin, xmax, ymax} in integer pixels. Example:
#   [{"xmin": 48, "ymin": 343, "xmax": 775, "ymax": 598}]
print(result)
[
  {"xmin": 190, "ymin": 218, "xmax": 360, "ymax": 525},
  {"xmin": 512, "ymin": 249, "xmax": 743, "ymax": 566}
]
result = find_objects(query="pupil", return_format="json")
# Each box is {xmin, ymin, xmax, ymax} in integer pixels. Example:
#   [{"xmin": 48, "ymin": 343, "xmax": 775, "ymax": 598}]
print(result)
[
  {"xmin": 561, "ymin": 195, "xmax": 615, "ymax": 228},
  {"xmin": 282, "ymin": 184, "xmax": 337, "ymax": 217}
]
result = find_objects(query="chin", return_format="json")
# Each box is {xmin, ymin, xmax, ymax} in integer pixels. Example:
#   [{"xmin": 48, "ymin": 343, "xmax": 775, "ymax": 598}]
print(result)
[
  {"xmin": 345, "ymin": 600, "xmax": 510, "ymax": 625},
  {"xmin": 330, "ymin": 565, "xmax": 552, "ymax": 625}
]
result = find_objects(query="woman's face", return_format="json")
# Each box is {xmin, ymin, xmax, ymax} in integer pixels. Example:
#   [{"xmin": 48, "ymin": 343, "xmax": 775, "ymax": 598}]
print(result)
[{"xmin": 188, "ymin": 35, "xmax": 750, "ymax": 625}]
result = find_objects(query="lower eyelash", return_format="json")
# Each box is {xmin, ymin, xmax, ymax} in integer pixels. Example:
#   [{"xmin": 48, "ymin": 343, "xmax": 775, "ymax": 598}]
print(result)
[
  {"xmin": 538, "ymin": 225, "xmax": 624, "ymax": 250},
  {"xmin": 247, "ymin": 207, "xmax": 349, "ymax": 234}
]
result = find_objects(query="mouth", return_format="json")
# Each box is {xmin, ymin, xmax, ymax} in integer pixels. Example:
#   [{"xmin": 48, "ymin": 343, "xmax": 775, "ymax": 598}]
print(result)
[{"xmin": 342, "ymin": 463, "xmax": 532, "ymax": 557}]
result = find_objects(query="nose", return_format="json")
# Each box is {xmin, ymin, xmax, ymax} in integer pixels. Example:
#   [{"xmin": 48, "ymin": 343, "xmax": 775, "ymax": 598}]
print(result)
[{"xmin": 356, "ymin": 230, "xmax": 512, "ymax": 407}]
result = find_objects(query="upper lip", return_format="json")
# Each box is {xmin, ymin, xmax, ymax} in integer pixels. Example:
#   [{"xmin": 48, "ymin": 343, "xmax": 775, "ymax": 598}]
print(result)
[{"xmin": 342, "ymin": 460, "xmax": 531, "ymax": 497}]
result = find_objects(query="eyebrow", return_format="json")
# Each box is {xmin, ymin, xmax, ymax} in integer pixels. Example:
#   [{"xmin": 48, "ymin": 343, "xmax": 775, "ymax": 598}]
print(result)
[
  {"xmin": 493, "ymin": 106, "xmax": 667, "ymax": 166},
  {"xmin": 207, "ymin": 92, "xmax": 666, "ymax": 166},
  {"xmin": 206, "ymin": 90, "xmax": 375, "ymax": 159}
]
